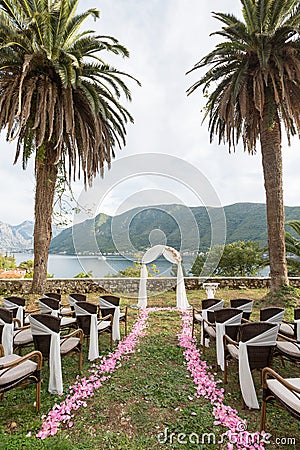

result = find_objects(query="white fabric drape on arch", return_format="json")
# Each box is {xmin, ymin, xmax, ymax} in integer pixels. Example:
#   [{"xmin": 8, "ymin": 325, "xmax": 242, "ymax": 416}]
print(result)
[{"xmin": 137, "ymin": 245, "xmax": 190, "ymax": 309}]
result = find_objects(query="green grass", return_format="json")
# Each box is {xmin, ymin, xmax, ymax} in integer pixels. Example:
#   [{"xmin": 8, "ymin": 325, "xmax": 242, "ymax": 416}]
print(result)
[{"xmin": 0, "ymin": 288, "xmax": 300, "ymax": 449}]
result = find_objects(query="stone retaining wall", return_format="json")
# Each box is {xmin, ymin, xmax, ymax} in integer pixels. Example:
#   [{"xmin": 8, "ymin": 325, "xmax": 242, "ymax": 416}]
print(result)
[{"xmin": 1, "ymin": 277, "xmax": 300, "ymax": 295}]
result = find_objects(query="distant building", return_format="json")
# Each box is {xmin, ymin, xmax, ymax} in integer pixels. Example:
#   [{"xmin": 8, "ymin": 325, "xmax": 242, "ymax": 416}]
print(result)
[{"xmin": 0, "ymin": 268, "xmax": 26, "ymax": 278}]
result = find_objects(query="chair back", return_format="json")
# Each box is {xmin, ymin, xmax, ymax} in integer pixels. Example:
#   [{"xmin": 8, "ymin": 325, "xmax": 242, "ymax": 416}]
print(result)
[
  {"xmin": 240, "ymin": 322, "xmax": 278, "ymax": 370},
  {"xmin": 4, "ymin": 296, "xmax": 25, "ymax": 307},
  {"xmin": 214, "ymin": 308, "xmax": 243, "ymax": 339},
  {"xmin": 69, "ymin": 293, "xmax": 87, "ymax": 311},
  {"xmin": 201, "ymin": 298, "xmax": 224, "ymax": 310},
  {"xmin": 230, "ymin": 298, "xmax": 253, "ymax": 320},
  {"xmin": 0, "ymin": 307, "xmax": 13, "ymax": 324},
  {"xmin": 44, "ymin": 292, "xmax": 61, "ymax": 301},
  {"xmin": 260, "ymin": 307, "xmax": 284, "ymax": 323},
  {"xmin": 39, "ymin": 297, "xmax": 60, "ymax": 315},
  {"xmin": 214, "ymin": 308, "xmax": 243, "ymax": 324},
  {"xmin": 294, "ymin": 308, "xmax": 300, "ymax": 321},
  {"xmin": 99, "ymin": 295, "xmax": 120, "ymax": 318},
  {"xmin": 30, "ymin": 314, "xmax": 60, "ymax": 358},
  {"xmin": 4, "ymin": 297, "xmax": 25, "ymax": 325},
  {"xmin": 74, "ymin": 301, "xmax": 97, "ymax": 336},
  {"xmin": 0, "ymin": 307, "xmax": 14, "ymax": 355},
  {"xmin": 293, "ymin": 308, "xmax": 300, "ymax": 340}
]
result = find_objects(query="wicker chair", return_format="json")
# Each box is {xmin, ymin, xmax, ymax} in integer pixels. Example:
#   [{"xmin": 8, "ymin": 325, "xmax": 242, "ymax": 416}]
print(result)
[
  {"xmin": 44, "ymin": 292, "xmax": 61, "ymax": 300},
  {"xmin": 260, "ymin": 307, "xmax": 285, "ymax": 324},
  {"xmin": 274, "ymin": 332, "xmax": 300, "ymax": 366},
  {"xmin": 3, "ymin": 297, "xmax": 27, "ymax": 326},
  {"xmin": 74, "ymin": 301, "xmax": 113, "ymax": 358},
  {"xmin": 99, "ymin": 295, "xmax": 128, "ymax": 339},
  {"xmin": 230, "ymin": 299, "xmax": 253, "ymax": 321},
  {"xmin": 0, "ymin": 343, "xmax": 42, "ymax": 410},
  {"xmin": 0, "ymin": 307, "xmax": 33, "ymax": 356},
  {"xmin": 44, "ymin": 292, "xmax": 73, "ymax": 317},
  {"xmin": 261, "ymin": 367, "xmax": 300, "ymax": 431},
  {"xmin": 214, "ymin": 308, "xmax": 243, "ymax": 371},
  {"xmin": 29, "ymin": 314, "xmax": 83, "ymax": 394},
  {"xmin": 279, "ymin": 308, "xmax": 300, "ymax": 339},
  {"xmin": 192, "ymin": 298, "xmax": 224, "ymax": 338},
  {"xmin": 38, "ymin": 298, "xmax": 77, "ymax": 331},
  {"xmin": 68, "ymin": 293, "xmax": 87, "ymax": 316},
  {"xmin": 223, "ymin": 322, "xmax": 279, "ymax": 409}
]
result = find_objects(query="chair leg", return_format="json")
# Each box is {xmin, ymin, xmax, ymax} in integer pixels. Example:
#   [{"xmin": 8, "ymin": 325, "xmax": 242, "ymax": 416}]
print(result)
[
  {"xmin": 260, "ymin": 398, "xmax": 267, "ymax": 431},
  {"xmin": 280, "ymin": 355, "xmax": 286, "ymax": 368},
  {"xmin": 202, "ymin": 330, "xmax": 206, "ymax": 355},
  {"xmin": 191, "ymin": 320, "xmax": 195, "ymax": 337},
  {"xmin": 78, "ymin": 351, "xmax": 82, "ymax": 373},
  {"xmin": 125, "ymin": 319, "xmax": 128, "ymax": 337},
  {"xmin": 224, "ymin": 360, "xmax": 228, "ymax": 384},
  {"xmin": 36, "ymin": 380, "xmax": 41, "ymax": 411}
]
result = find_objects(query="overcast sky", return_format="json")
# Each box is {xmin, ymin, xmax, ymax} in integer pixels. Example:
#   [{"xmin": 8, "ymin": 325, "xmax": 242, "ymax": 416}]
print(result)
[{"xmin": 1, "ymin": 0, "xmax": 300, "ymax": 226}]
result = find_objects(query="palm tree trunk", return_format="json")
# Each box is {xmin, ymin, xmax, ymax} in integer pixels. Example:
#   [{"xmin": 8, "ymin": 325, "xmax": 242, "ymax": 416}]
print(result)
[
  {"xmin": 260, "ymin": 107, "xmax": 289, "ymax": 293},
  {"xmin": 31, "ymin": 146, "xmax": 58, "ymax": 293}
]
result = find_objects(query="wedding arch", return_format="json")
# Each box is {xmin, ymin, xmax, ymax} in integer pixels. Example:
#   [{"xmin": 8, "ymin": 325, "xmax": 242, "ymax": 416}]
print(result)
[{"xmin": 137, "ymin": 245, "xmax": 190, "ymax": 309}]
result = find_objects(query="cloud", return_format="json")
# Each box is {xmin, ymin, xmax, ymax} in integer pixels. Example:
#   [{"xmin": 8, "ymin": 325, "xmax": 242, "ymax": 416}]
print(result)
[{"xmin": 0, "ymin": 0, "xmax": 299, "ymax": 226}]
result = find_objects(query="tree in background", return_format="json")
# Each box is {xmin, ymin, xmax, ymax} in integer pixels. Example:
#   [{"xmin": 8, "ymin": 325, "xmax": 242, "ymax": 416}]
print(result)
[
  {"xmin": 0, "ymin": 0, "xmax": 139, "ymax": 292},
  {"xmin": 74, "ymin": 270, "xmax": 93, "ymax": 278},
  {"xmin": 0, "ymin": 253, "xmax": 15, "ymax": 270},
  {"xmin": 187, "ymin": 0, "xmax": 300, "ymax": 293},
  {"xmin": 190, "ymin": 241, "xmax": 265, "ymax": 277},
  {"xmin": 285, "ymin": 220, "xmax": 300, "ymax": 276},
  {"xmin": 170, "ymin": 263, "xmax": 187, "ymax": 278}
]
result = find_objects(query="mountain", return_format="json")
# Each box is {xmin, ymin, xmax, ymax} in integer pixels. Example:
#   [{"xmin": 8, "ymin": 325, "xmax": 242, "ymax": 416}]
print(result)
[
  {"xmin": 0, "ymin": 220, "xmax": 34, "ymax": 252},
  {"xmin": 0, "ymin": 220, "xmax": 62, "ymax": 253},
  {"xmin": 49, "ymin": 202, "xmax": 300, "ymax": 255}
]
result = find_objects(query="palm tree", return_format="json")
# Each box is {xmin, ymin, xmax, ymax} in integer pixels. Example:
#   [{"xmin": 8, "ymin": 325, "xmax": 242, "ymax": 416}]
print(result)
[
  {"xmin": 0, "ymin": 0, "xmax": 139, "ymax": 292},
  {"xmin": 187, "ymin": 0, "xmax": 300, "ymax": 293},
  {"xmin": 285, "ymin": 220, "xmax": 300, "ymax": 275}
]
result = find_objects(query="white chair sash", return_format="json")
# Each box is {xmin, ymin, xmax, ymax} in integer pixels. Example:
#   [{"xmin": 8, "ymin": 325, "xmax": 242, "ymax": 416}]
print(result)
[
  {"xmin": 29, "ymin": 316, "xmax": 63, "ymax": 395},
  {"xmin": 0, "ymin": 319, "xmax": 13, "ymax": 356},
  {"xmin": 74, "ymin": 304, "xmax": 99, "ymax": 361},
  {"xmin": 216, "ymin": 312, "xmax": 243, "ymax": 371},
  {"xmin": 39, "ymin": 300, "xmax": 59, "ymax": 317},
  {"xmin": 99, "ymin": 298, "xmax": 120, "ymax": 341},
  {"xmin": 239, "ymin": 325, "xmax": 279, "ymax": 409},
  {"xmin": 4, "ymin": 299, "xmax": 24, "ymax": 327},
  {"xmin": 265, "ymin": 310, "xmax": 284, "ymax": 324},
  {"xmin": 294, "ymin": 319, "xmax": 300, "ymax": 342},
  {"xmin": 68, "ymin": 295, "xmax": 76, "ymax": 308},
  {"xmin": 137, "ymin": 263, "xmax": 148, "ymax": 309},
  {"xmin": 235, "ymin": 301, "xmax": 253, "ymax": 313},
  {"xmin": 201, "ymin": 300, "xmax": 224, "ymax": 347}
]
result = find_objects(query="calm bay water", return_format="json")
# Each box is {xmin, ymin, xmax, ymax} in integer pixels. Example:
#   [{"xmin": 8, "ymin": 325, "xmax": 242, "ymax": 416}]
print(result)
[
  {"xmin": 13, "ymin": 252, "xmax": 269, "ymax": 278},
  {"xmin": 13, "ymin": 253, "xmax": 195, "ymax": 278}
]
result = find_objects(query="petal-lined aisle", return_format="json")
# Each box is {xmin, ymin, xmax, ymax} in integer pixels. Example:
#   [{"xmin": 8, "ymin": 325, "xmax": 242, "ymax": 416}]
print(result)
[
  {"xmin": 178, "ymin": 310, "xmax": 267, "ymax": 449},
  {"xmin": 38, "ymin": 307, "xmax": 268, "ymax": 448},
  {"xmin": 37, "ymin": 308, "xmax": 150, "ymax": 438}
]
